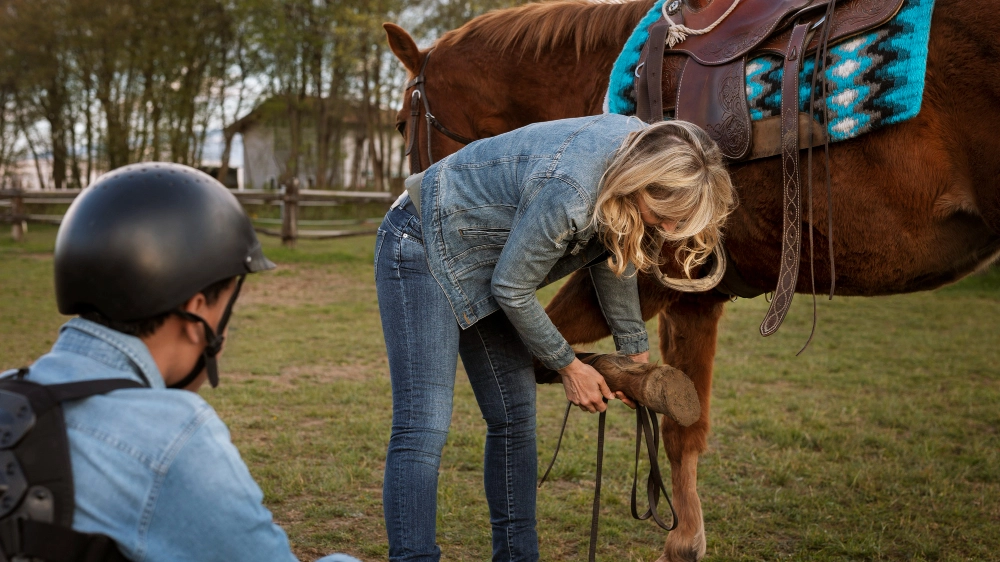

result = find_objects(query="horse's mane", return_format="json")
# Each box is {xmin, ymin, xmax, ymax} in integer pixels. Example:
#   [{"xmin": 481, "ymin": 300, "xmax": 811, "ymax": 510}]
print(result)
[{"xmin": 436, "ymin": 0, "xmax": 657, "ymax": 60}]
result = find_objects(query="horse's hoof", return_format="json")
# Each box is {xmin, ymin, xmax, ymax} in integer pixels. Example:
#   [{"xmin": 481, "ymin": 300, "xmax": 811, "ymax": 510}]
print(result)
[
  {"xmin": 649, "ymin": 364, "xmax": 701, "ymax": 427},
  {"xmin": 590, "ymin": 354, "xmax": 701, "ymax": 426},
  {"xmin": 659, "ymin": 526, "xmax": 707, "ymax": 562},
  {"xmin": 655, "ymin": 548, "xmax": 702, "ymax": 562}
]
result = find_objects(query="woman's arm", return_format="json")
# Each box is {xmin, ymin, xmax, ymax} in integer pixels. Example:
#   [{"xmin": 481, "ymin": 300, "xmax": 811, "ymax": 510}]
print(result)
[
  {"xmin": 491, "ymin": 180, "xmax": 615, "ymax": 412},
  {"xmin": 588, "ymin": 261, "xmax": 650, "ymax": 356}
]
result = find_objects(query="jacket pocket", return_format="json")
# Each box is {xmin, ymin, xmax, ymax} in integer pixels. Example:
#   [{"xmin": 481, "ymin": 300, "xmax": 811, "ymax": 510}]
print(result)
[{"xmin": 459, "ymin": 227, "xmax": 511, "ymax": 238}]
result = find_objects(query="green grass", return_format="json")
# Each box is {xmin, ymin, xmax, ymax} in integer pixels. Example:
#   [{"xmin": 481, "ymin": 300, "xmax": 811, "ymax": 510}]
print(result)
[{"xmin": 2, "ymin": 225, "xmax": 998, "ymax": 561}]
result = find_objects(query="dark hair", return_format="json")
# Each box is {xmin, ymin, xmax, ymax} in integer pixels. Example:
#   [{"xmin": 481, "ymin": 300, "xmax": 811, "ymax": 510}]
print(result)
[{"xmin": 80, "ymin": 276, "xmax": 237, "ymax": 338}]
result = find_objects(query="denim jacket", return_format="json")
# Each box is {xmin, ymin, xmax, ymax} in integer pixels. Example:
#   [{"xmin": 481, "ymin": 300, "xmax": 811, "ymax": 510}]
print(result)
[
  {"xmin": 418, "ymin": 114, "xmax": 649, "ymax": 370},
  {"xmin": 2, "ymin": 319, "xmax": 354, "ymax": 562}
]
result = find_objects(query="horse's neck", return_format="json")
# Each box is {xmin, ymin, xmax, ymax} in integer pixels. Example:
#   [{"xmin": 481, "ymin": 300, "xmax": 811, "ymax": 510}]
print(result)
[
  {"xmin": 514, "ymin": 30, "xmax": 644, "ymax": 117},
  {"xmin": 453, "ymin": 0, "xmax": 659, "ymax": 121}
]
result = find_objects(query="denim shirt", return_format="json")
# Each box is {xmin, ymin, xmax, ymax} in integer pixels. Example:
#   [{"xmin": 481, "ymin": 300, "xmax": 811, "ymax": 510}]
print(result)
[
  {"xmin": 418, "ymin": 114, "xmax": 649, "ymax": 369},
  {"xmin": 2, "ymin": 319, "xmax": 352, "ymax": 562}
]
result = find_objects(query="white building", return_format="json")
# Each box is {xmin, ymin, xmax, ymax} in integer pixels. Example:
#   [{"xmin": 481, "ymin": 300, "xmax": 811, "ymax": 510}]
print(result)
[{"xmin": 225, "ymin": 96, "xmax": 404, "ymax": 192}]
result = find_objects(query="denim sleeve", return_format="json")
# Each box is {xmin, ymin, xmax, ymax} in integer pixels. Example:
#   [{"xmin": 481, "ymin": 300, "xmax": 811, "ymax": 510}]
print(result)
[
  {"xmin": 588, "ymin": 261, "xmax": 649, "ymax": 355},
  {"xmin": 143, "ymin": 414, "xmax": 359, "ymax": 562},
  {"xmin": 492, "ymin": 180, "xmax": 586, "ymax": 370}
]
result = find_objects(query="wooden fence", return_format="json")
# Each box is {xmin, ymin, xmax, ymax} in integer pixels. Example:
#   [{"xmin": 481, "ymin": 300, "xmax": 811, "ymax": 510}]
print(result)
[{"xmin": 0, "ymin": 186, "xmax": 395, "ymax": 246}]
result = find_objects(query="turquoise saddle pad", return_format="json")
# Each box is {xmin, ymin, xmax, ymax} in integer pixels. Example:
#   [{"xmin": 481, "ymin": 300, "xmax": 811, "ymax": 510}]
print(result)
[{"xmin": 606, "ymin": 0, "xmax": 935, "ymax": 142}]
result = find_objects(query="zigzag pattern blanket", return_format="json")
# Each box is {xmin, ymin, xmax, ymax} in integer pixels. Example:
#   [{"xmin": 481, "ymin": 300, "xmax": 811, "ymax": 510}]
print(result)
[{"xmin": 606, "ymin": 0, "xmax": 935, "ymax": 142}]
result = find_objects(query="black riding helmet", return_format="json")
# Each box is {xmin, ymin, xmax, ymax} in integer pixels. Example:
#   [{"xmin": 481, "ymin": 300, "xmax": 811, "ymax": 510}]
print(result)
[{"xmin": 55, "ymin": 162, "xmax": 275, "ymax": 387}]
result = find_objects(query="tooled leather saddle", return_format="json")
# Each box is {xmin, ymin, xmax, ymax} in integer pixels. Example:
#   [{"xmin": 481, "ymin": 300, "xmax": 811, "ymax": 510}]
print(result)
[{"xmin": 634, "ymin": 0, "xmax": 905, "ymax": 336}]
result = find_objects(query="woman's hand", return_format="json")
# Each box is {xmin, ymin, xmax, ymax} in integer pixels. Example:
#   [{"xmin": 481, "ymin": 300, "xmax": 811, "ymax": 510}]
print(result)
[{"xmin": 558, "ymin": 358, "xmax": 614, "ymax": 413}]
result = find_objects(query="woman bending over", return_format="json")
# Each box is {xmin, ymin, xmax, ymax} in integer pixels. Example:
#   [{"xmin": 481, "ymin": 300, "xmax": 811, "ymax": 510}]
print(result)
[{"xmin": 375, "ymin": 114, "xmax": 735, "ymax": 561}]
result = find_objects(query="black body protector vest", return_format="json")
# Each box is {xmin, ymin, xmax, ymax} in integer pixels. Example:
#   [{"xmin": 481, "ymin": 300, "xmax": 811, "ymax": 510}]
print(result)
[{"xmin": 0, "ymin": 369, "xmax": 145, "ymax": 562}]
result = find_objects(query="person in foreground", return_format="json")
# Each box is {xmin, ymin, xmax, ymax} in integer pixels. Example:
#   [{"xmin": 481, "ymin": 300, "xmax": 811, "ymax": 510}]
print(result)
[
  {"xmin": 0, "ymin": 164, "xmax": 359, "ymax": 562},
  {"xmin": 375, "ymin": 114, "xmax": 736, "ymax": 561}
]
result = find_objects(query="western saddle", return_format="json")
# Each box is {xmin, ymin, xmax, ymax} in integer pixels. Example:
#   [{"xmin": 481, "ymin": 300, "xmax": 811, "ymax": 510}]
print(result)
[{"xmin": 634, "ymin": 0, "xmax": 905, "ymax": 336}]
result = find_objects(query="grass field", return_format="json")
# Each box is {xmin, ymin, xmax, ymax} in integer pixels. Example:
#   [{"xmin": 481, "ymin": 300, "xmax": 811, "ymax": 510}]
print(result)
[{"xmin": 2, "ymin": 225, "xmax": 998, "ymax": 561}]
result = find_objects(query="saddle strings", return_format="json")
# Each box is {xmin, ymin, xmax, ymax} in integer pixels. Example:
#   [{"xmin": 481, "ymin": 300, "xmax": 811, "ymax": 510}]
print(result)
[
  {"xmin": 798, "ymin": 0, "xmax": 839, "ymax": 356},
  {"xmin": 661, "ymin": 0, "xmax": 741, "ymax": 48}
]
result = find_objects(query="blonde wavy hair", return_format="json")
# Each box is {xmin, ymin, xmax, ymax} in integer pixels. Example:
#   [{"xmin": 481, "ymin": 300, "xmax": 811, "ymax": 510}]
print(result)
[{"xmin": 592, "ymin": 120, "xmax": 736, "ymax": 278}]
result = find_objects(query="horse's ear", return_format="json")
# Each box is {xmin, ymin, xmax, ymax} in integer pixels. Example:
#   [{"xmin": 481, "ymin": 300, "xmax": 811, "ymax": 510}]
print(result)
[{"xmin": 384, "ymin": 23, "xmax": 423, "ymax": 75}]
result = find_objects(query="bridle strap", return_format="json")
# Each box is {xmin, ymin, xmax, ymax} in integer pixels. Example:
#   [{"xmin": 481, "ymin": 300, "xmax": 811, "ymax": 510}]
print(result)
[
  {"xmin": 403, "ymin": 50, "xmax": 476, "ymax": 173},
  {"xmin": 407, "ymin": 89, "xmax": 422, "ymax": 172}
]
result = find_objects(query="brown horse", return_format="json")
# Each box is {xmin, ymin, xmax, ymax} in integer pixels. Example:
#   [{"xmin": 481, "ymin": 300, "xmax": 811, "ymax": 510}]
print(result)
[{"xmin": 384, "ymin": 1, "xmax": 1000, "ymax": 560}]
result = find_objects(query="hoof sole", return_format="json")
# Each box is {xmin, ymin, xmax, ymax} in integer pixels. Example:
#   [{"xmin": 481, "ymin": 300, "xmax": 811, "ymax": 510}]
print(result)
[{"xmin": 592, "ymin": 355, "xmax": 701, "ymax": 426}]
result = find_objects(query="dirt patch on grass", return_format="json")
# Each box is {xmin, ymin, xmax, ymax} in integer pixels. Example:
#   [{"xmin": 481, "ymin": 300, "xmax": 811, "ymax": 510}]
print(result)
[
  {"xmin": 228, "ymin": 362, "xmax": 385, "ymax": 389},
  {"xmin": 0, "ymin": 252, "xmax": 54, "ymax": 261},
  {"xmin": 240, "ymin": 264, "xmax": 370, "ymax": 308}
]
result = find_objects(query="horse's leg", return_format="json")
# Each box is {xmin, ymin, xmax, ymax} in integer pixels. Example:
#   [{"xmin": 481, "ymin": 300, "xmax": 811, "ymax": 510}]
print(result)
[
  {"xmin": 545, "ymin": 270, "xmax": 612, "ymax": 345},
  {"xmin": 545, "ymin": 269, "xmax": 673, "ymax": 345},
  {"xmin": 655, "ymin": 293, "xmax": 726, "ymax": 562},
  {"xmin": 546, "ymin": 270, "xmax": 722, "ymax": 562}
]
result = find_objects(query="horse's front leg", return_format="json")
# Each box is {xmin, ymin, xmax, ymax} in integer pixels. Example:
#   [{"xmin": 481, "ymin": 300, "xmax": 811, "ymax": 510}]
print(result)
[
  {"xmin": 656, "ymin": 293, "xmax": 726, "ymax": 562},
  {"xmin": 546, "ymin": 269, "xmax": 672, "ymax": 346}
]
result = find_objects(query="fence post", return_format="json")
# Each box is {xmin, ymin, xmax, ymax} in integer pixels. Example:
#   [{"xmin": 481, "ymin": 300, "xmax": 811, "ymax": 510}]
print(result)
[
  {"xmin": 281, "ymin": 178, "xmax": 299, "ymax": 247},
  {"xmin": 11, "ymin": 190, "xmax": 26, "ymax": 242}
]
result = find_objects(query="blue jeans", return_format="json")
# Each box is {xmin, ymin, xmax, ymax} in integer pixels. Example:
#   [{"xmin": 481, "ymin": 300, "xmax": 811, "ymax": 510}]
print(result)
[{"xmin": 376, "ymin": 202, "xmax": 539, "ymax": 562}]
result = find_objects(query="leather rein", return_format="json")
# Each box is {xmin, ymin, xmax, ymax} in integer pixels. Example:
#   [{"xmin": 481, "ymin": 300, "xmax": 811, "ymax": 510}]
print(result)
[
  {"xmin": 539, "ymin": 399, "xmax": 677, "ymax": 562},
  {"xmin": 404, "ymin": 50, "xmax": 476, "ymax": 174}
]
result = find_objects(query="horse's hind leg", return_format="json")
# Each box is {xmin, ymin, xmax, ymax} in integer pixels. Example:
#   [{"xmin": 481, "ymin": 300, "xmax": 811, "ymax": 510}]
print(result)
[{"xmin": 655, "ymin": 294, "xmax": 726, "ymax": 562}]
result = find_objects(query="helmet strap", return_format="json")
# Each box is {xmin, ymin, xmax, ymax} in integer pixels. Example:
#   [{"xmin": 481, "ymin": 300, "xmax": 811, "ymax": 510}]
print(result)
[{"xmin": 168, "ymin": 275, "xmax": 246, "ymax": 390}]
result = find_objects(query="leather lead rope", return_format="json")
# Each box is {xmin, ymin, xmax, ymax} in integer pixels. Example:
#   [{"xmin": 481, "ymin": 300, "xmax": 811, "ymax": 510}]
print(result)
[
  {"xmin": 588, "ymin": 409, "xmax": 606, "ymax": 562},
  {"xmin": 538, "ymin": 401, "xmax": 572, "ymax": 487},
  {"xmin": 539, "ymin": 401, "xmax": 677, "ymax": 560},
  {"xmin": 631, "ymin": 405, "xmax": 676, "ymax": 531},
  {"xmin": 759, "ymin": 21, "xmax": 811, "ymax": 337}
]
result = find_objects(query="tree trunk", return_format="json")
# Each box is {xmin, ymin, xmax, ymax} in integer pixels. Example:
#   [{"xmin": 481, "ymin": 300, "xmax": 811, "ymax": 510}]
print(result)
[
  {"xmin": 69, "ymin": 107, "xmax": 82, "ymax": 189},
  {"xmin": 281, "ymin": 177, "xmax": 299, "ymax": 248},
  {"xmin": 84, "ymin": 81, "xmax": 94, "ymax": 185},
  {"xmin": 311, "ymin": 39, "xmax": 329, "ymax": 190},
  {"xmin": 367, "ymin": 46, "xmax": 386, "ymax": 191},
  {"xmin": 332, "ymin": 122, "xmax": 343, "ymax": 189},
  {"xmin": 46, "ymin": 79, "xmax": 67, "ymax": 189},
  {"xmin": 97, "ymin": 62, "xmax": 131, "ymax": 170},
  {"xmin": 218, "ymin": 130, "xmax": 234, "ymax": 186},
  {"xmin": 11, "ymin": 191, "xmax": 26, "ymax": 242},
  {"xmin": 17, "ymin": 105, "xmax": 47, "ymax": 190},
  {"xmin": 281, "ymin": 93, "xmax": 303, "ymax": 246},
  {"xmin": 349, "ymin": 132, "xmax": 365, "ymax": 190}
]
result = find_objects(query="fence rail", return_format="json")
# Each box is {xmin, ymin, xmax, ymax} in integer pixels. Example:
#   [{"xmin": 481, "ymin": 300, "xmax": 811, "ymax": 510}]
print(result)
[{"xmin": 0, "ymin": 187, "xmax": 395, "ymax": 245}]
